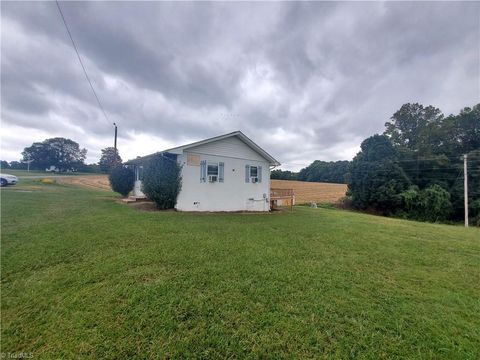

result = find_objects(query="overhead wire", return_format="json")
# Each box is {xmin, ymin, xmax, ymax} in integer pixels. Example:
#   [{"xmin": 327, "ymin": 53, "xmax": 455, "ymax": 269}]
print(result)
[{"xmin": 55, "ymin": 0, "xmax": 110, "ymax": 123}]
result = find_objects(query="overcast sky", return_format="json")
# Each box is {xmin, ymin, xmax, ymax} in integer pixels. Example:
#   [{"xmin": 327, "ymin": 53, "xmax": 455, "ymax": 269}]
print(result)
[{"xmin": 1, "ymin": 1, "xmax": 479, "ymax": 170}]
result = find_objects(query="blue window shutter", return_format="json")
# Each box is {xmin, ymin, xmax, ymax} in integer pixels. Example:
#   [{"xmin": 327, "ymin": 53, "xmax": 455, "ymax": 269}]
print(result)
[
  {"xmin": 219, "ymin": 162, "xmax": 224, "ymax": 182},
  {"xmin": 245, "ymin": 165, "xmax": 250, "ymax": 183},
  {"xmin": 200, "ymin": 160, "xmax": 206, "ymax": 182},
  {"xmin": 258, "ymin": 165, "xmax": 262, "ymax": 183}
]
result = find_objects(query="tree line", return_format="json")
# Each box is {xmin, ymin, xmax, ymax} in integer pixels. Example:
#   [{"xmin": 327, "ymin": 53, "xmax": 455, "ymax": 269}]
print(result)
[
  {"xmin": 271, "ymin": 103, "xmax": 479, "ymax": 225},
  {"xmin": 349, "ymin": 103, "xmax": 479, "ymax": 224},
  {"xmin": 271, "ymin": 161, "xmax": 350, "ymax": 183},
  {"xmin": 1, "ymin": 138, "xmax": 124, "ymax": 174}
]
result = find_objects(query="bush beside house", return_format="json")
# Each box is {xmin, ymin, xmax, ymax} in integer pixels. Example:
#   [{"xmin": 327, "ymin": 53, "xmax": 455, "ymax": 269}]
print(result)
[
  {"xmin": 142, "ymin": 154, "xmax": 182, "ymax": 209},
  {"xmin": 109, "ymin": 166, "xmax": 135, "ymax": 197}
]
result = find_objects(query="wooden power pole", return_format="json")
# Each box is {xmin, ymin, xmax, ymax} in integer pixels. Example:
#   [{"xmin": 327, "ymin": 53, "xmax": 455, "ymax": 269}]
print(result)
[
  {"xmin": 113, "ymin": 123, "xmax": 118, "ymax": 152},
  {"xmin": 464, "ymin": 154, "xmax": 468, "ymax": 228}
]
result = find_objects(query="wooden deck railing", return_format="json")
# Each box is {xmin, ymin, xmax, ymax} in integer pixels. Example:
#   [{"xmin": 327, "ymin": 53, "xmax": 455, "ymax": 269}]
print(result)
[
  {"xmin": 270, "ymin": 188, "xmax": 294, "ymax": 198},
  {"xmin": 270, "ymin": 188, "xmax": 295, "ymax": 210}
]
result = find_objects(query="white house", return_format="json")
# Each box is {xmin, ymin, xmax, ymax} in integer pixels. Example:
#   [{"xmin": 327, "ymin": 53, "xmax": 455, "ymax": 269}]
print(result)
[{"xmin": 125, "ymin": 131, "xmax": 280, "ymax": 212}]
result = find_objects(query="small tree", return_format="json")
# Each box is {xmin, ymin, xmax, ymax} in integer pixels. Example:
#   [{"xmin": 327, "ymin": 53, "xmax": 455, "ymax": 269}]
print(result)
[
  {"xmin": 109, "ymin": 166, "xmax": 134, "ymax": 197},
  {"xmin": 400, "ymin": 184, "xmax": 453, "ymax": 222},
  {"xmin": 0, "ymin": 160, "xmax": 10, "ymax": 169},
  {"xmin": 142, "ymin": 154, "xmax": 182, "ymax": 209},
  {"xmin": 99, "ymin": 147, "xmax": 122, "ymax": 173},
  {"xmin": 417, "ymin": 185, "xmax": 453, "ymax": 222}
]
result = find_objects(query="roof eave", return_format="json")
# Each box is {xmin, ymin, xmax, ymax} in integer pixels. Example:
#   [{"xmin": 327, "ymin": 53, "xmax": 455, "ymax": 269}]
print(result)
[{"xmin": 125, "ymin": 130, "xmax": 281, "ymax": 166}]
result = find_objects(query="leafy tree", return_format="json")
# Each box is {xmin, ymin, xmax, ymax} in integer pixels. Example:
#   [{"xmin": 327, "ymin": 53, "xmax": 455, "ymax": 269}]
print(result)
[
  {"xmin": 396, "ymin": 153, "xmax": 459, "ymax": 191},
  {"xmin": 470, "ymin": 199, "xmax": 480, "ymax": 227},
  {"xmin": 401, "ymin": 185, "xmax": 453, "ymax": 222},
  {"xmin": 271, "ymin": 169, "xmax": 298, "ymax": 180},
  {"xmin": 298, "ymin": 160, "xmax": 350, "ymax": 183},
  {"xmin": 21, "ymin": 138, "xmax": 87, "ymax": 171},
  {"xmin": 9, "ymin": 161, "xmax": 25, "ymax": 170},
  {"xmin": 78, "ymin": 163, "xmax": 102, "ymax": 173},
  {"xmin": 142, "ymin": 153, "xmax": 182, "ymax": 210},
  {"xmin": 99, "ymin": 147, "xmax": 122, "ymax": 173},
  {"xmin": 418, "ymin": 185, "xmax": 453, "ymax": 222},
  {"xmin": 450, "ymin": 105, "xmax": 480, "ymax": 154},
  {"xmin": 384, "ymin": 103, "xmax": 443, "ymax": 153},
  {"xmin": 271, "ymin": 161, "xmax": 350, "ymax": 183},
  {"xmin": 347, "ymin": 135, "xmax": 410, "ymax": 214},
  {"xmin": 400, "ymin": 185, "xmax": 421, "ymax": 214},
  {"xmin": 351, "ymin": 102, "xmax": 479, "ymax": 224},
  {"xmin": 109, "ymin": 166, "xmax": 135, "ymax": 197},
  {"xmin": 0, "ymin": 160, "xmax": 10, "ymax": 169}
]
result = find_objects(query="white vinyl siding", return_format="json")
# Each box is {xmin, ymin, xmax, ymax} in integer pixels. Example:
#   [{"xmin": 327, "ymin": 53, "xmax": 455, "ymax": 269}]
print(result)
[
  {"xmin": 187, "ymin": 136, "xmax": 267, "ymax": 162},
  {"xmin": 177, "ymin": 153, "xmax": 270, "ymax": 211}
]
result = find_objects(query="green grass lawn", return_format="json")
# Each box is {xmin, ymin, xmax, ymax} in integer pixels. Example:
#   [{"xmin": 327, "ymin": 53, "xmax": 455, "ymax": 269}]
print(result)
[{"xmin": 1, "ymin": 182, "xmax": 479, "ymax": 359}]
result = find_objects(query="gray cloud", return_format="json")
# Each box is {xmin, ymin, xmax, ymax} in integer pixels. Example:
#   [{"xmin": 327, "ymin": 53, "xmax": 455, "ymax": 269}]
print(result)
[{"xmin": 1, "ymin": 1, "xmax": 478, "ymax": 169}]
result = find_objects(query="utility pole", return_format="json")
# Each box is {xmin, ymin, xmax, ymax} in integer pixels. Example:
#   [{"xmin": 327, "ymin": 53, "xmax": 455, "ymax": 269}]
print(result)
[
  {"xmin": 22, "ymin": 157, "xmax": 33, "ymax": 172},
  {"xmin": 113, "ymin": 123, "xmax": 118, "ymax": 152},
  {"xmin": 464, "ymin": 154, "xmax": 468, "ymax": 228}
]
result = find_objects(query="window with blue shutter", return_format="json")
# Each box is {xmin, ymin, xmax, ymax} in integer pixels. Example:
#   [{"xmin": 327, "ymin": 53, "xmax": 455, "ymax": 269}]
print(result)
[
  {"xmin": 258, "ymin": 165, "xmax": 262, "ymax": 183},
  {"xmin": 219, "ymin": 162, "xmax": 224, "ymax": 182},
  {"xmin": 200, "ymin": 160, "xmax": 206, "ymax": 182},
  {"xmin": 245, "ymin": 165, "xmax": 250, "ymax": 183}
]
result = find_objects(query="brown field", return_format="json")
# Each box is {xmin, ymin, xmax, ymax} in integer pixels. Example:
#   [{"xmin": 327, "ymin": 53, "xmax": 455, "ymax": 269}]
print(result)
[
  {"xmin": 271, "ymin": 179, "xmax": 347, "ymax": 204},
  {"xmin": 56, "ymin": 175, "xmax": 347, "ymax": 204},
  {"xmin": 57, "ymin": 175, "xmax": 111, "ymax": 191}
]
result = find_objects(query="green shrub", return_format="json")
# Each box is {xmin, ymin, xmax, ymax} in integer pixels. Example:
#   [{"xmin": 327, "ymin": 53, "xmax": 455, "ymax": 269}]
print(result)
[
  {"xmin": 418, "ymin": 185, "xmax": 453, "ymax": 222},
  {"xmin": 469, "ymin": 199, "xmax": 480, "ymax": 227},
  {"xmin": 141, "ymin": 154, "xmax": 182, "ymax": 209},
  {"xmin": 400, "ymin": 186, "xmax": 420, "ymax": 212},
  {"xmin": 401, "ymin": 184, "xmax": 453, "ymax": 222},
  {"xmin": 109, "ymin": 166, "xmax": 135, "ymax": 197}
]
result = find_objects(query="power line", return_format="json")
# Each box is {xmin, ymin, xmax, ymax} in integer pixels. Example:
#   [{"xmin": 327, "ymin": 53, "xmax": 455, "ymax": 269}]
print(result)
[
  {"xmin": 280, "ymin": 156, "xmax": 478, "ymax": 170},
  {"xmin": 55, "ymin": 0, "xmax": 109, "ymax": 123}
]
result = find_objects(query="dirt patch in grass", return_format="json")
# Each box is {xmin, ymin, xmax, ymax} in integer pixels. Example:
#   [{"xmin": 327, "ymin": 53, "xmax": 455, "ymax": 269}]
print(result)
[{"xmin": 129, "ymin": 201, "xmax": 160, "ymax": 212}]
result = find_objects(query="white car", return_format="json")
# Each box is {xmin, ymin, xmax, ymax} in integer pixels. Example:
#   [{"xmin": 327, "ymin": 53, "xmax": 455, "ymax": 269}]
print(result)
[{"xmin": 0, "ymin": 173, "xmax": 18, "ymax": 187}]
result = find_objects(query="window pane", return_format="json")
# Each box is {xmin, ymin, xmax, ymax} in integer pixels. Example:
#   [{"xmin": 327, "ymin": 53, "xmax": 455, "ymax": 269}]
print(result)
[
  {"xmin": 250, "ymin": 166, "xmax": 258, "ymax": 177},
  {"xmin": 208, "ymin": 164, "xmax": 218, "ymax": 175}
]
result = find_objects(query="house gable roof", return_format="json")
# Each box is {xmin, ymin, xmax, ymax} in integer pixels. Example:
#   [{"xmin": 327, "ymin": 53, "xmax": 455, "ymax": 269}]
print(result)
[{"xmin": 125, "ymin": 131, "xmax": 280, "ymax": 166}]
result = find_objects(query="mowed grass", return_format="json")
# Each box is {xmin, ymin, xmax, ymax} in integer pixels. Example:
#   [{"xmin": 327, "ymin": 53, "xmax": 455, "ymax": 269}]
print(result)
[{"xmin": 1, "ymin": 182, "xmax": 479, "ymax": 359}]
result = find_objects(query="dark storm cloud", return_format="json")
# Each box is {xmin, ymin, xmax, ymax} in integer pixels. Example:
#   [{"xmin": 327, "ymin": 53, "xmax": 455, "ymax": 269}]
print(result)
[{"xmin": 1, "ymin": 1, "xmax": 478, "ymax": 167}]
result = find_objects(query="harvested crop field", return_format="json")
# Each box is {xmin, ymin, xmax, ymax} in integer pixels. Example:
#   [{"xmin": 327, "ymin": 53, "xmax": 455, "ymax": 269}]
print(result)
[
  {"xmin": 54, "ymin": 176, "xmax": 347, "ymax": 204},
  {"xmin": 57, "ymin": 175, "xmax": 111, "ymax": 191},
  {"xmin": 271, "ymin": 179, "xmax": 347, "ymax": 204}
]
